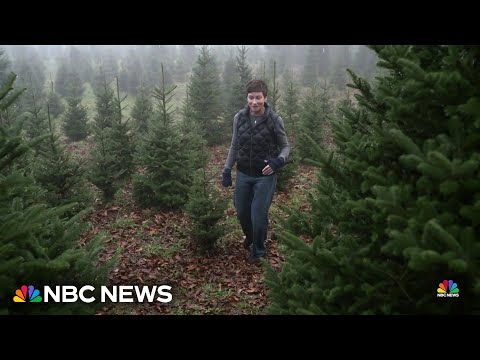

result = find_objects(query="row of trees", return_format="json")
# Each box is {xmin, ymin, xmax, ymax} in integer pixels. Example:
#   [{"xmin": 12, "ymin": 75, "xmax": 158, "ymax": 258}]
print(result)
[
  {"xmin": 0, "ymin": 44, "xmax": 238, "ymax": 314},
  {"xmin": 0, "ymin": 73, "xmax": 116, "ymax": 315},
  {"xmin": 3, "ymin": 43, "xmax": 342, "ymax": 261},
  {"xmin": 266, "ymin": 45, "xmax": 480, "ymax": 314},
  {"xmin": 1, "ymin": 45, "xmax": 377, "ymax": 102},
  {"xmin": 6, "ymin": 43, "xmax": 476, "ymax": 314}
]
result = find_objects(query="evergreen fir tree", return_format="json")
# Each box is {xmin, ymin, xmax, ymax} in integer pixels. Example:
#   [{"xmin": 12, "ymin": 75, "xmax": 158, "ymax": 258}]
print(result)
[
  {"xmin": 0, "ymin": 72, "xmax": 25, "ymax": 127},
  {"xmin": 0, "ymin": 74, "xmax": 114, "ymax": 315},
  {"xmin": 331, "ymin": 64, "xmax": 348, "ymax": 91},
  {"xmin": 276, "ymin": 73, "xmax": 300, "ymax": 192},
  {"xmin": 261, "ymin": 60, "xmax": 269, "ymax": 86},
  {"xmin": 317, "ymin": 46, "xmax": 331, "ymax": 80},
  {"xmin": 179, "ymin": 45, "xmax": 197, "ymax": 70},
  {"xmin": 46, "ymin": 76, "xmax": 65, "ymax": 119},
  {"xmin": 13, "ymin": 51, "xmax": 46, "ymax": 111},
  {"xmin": 318, "ymin": 79, "xmax": 333, "ymax": 118},
  {"xmin": 89, "ymin": 76, "xmax": 123, "ymax": 202},
  {"xmin": 302, "ymin": 45, "xmax": 320, "ymax": 86},
  {"xmin": 227, "ymin": 46, "xmax": 253, "ymax": 120},
  {"xmin": 92, "ymin": 65, "xmax": 107, "ymax": 96},
  {"xmin": 0, "ymin": 104, "xmax": 18, "ymax": 128},
  {"xmin": 24, "ymin": 86, "xmax": 48, "ymax": 140},
  {"xmin": 0, "ymin": 48, "xmax": 11, "ymax": 84},
  {"xmin": 143, "ymin": 46, "xmax": 173, "ymax": 92},
  {"xmin": 131, "ymin": 84, "xmax": 153, "ymax": 133},
  {"xmin": 265, "ymin": 45, "xmax": 288, "ymax": 77},
  {"xmin": 68, "ymin": 46, "xmax": 94, "ymax": 85},
  {"xmin": 101, "ymin": 51, "xmax": 118, "ymax": 85},
  {"xmin": 62, "ymin": 72, "xmax": 88, "ymax": 142},
  {"xmin": 120, "ymin": 50, "xmax": 143, "ymax": 95},
  {"xmin": 54, "ymin": 59, "xmax": 70, "ymax": 97},
  {"xmin": 32, "ymin": 105, "xmax": 92, "ymax": 216},
  {"xmin": 266, "ymin": 45, "xmax": 480, "ymax": 315},
  {"xmin": 110, "ymin": 77, "xmax": 134, "ymax": 182},
  {"xmin": 275, "ymin": 153, "xmax": 298, "ymax": 193},
  {"xmin": 185, "ymin": 158, "xmax": 228, "ymax": 253},
  {"xmin": 221, "ymin": 55, "xmax": 236, "ymax": 116},
  {"xmin": 123, "ymin": 50, "xmax": 145, "ymax": 95},
  {"xmin": 352, "ymin": 45, "xmax": 378, "ymax": 80},
  {"xmin": 269, "ymin": 61, "xmax": 280, "ymax": 112},
  {"xmin": 278, "ymin": 74, "xmax": 301, "ymax": 139},
  {"xmin": 173, "ymin": 57, "xmax": 188, "ymax": 83},
  {"xmin": 89, "ymin": 126, "xmax": 119, "ymax": 203},
  {"xmin": 296, "ymin": 84, "xmax": 329, "ymax": 160},
  {"xmin": 133, "ymin": 64, "xmax": 194, "ymax": 209},
  {"xmin": 178, "ymin": 84, "xmax": 207, "ymax": 171},
  {"xmin": 93, "ymin": 71, "xmax": 116, "ymax": 130},
  {"xmin": 330, "ymin": 45, "xmax": 352, "ymax": 91},
  {"xmin": 188, "ymin": 46, "xmax": 223, "ymax": 145}
]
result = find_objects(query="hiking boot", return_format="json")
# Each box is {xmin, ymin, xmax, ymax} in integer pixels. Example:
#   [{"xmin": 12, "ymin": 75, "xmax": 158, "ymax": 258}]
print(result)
[{"xmin": 247, "ymin": 254, "xmax": 262, "ymax": 265}]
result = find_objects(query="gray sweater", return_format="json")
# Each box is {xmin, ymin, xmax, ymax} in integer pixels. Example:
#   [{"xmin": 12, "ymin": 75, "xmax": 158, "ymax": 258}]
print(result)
[{"xmin": 224, "ymin": 110, "xmax": 290, "ymax": 171}]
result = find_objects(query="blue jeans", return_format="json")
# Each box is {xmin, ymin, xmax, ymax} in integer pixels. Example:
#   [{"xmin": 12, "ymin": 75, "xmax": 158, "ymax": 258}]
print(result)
[{"xmin": 234, "ymin": 170, "xmax": 277, "ymax": 258}]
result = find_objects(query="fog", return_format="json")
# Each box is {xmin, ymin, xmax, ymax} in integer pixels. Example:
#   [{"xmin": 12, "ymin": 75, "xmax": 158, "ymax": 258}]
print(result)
[{"xmin": 0, "ymin": 45, "xmax": 377, "ymax": 98}]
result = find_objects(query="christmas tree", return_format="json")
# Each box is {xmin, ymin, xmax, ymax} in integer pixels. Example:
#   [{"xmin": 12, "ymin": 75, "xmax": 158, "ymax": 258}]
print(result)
[
  {"xmin": 0, "ymin": 73, "xmax": 114, "ymax": 315},
  {"xmin": 62, "ymin": 72, "xmax": 88, "ymax": 142},
  {"xmin": 185, "ymin": 163, "xmax": 228, "ymax": 253},
  {"xmin": 32, "ymin": 105, "xmax": 92, "ymax": 217},
  {"xmin": 133, "ymin": 64, "xmax": 194, "ymax": 209},
  {"xmin": 266, "ymin": 45, "xmax": 480, "ymax": 315}
]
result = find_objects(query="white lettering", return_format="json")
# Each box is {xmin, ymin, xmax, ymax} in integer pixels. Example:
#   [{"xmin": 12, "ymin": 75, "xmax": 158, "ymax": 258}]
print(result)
[
  {"xmin": 62, "ymin": 285, "xmax": 78, "ymax": 302},
  {"xmin": 157, "ymin": 285, "xmax": 172, "ymax": 303},
  {"xmin": 43, "ymin": 286, "xmax": 60, "ymax": 302},
  {"xmin": 79, "ymin": 285, "xmax": 95, "ymax": 303},
  {"xmin": 446, "ymin": 293, "xmax": 459, "ymax": 297},
  {"xmin": 101, "ymin": 286, "xmax": 117, "ymax": 302},
  {"xmin": 437, "ymin": 293, "xmax": 460, "ymax": 298},
  {"xmin": 97, "ymin": 285, "xmax": 173, "ymax": 303},
  {"xmin": 119, "ymin": 286, "xmax": 134, "ymax": 302},
  {"xmin": 134, "ymin": 286, "xmax": 157, "ymax": 302}
]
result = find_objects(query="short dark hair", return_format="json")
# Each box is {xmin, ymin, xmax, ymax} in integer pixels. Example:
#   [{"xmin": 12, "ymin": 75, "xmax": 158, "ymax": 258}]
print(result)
[{"xmin": 246, "ymin": 79, "xmax": 268, "ymax": 98}]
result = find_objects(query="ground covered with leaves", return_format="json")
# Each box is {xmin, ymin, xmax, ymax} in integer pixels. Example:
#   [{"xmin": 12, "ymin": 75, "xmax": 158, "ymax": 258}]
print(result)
[{"xmin": 78, "ymin": 143, "xmax": 316, "ymax": 315}]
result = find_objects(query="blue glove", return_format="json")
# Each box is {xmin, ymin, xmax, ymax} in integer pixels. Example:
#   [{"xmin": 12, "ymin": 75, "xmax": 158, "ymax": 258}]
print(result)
[
  {"xmin": 267, "ymin": 157, "xmax": 284, "ymax": 172},
  {"xmin": 222, "ymin": 168, "xmax": 232, "ymax": 187}
]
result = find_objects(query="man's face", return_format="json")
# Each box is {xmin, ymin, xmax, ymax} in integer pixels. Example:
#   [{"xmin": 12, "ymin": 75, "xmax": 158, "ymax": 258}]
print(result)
[{"xmin": 247, "ymin": 92, "xmax": 266, "ymax": 115}]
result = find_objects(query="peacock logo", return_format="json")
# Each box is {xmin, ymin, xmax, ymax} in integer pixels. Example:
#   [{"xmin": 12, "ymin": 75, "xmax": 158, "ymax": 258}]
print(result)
[
  {"xmin": 437, "ymin": 280, "xmax": 460, "ymax": 298},
  {"xmin": 13, "ymin": 285, "xmax": 43, "ymax": 302}
]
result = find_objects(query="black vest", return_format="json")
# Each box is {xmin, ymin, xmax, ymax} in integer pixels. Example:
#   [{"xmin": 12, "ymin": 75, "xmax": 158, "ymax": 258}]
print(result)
[{"xmin": 236, "ymin": 104, "xmax": 279, "ymax": 176}]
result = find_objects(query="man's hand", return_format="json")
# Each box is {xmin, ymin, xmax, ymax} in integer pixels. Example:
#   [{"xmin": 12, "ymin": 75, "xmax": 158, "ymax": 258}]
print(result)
[{"xmin": 222, "ymin": 168, "xmax": 232, "ymax": 187}]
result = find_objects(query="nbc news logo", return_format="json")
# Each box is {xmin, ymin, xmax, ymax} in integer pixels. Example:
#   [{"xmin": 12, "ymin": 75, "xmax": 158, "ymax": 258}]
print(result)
[
  {"xmin": 13, "ymin": 284, "xmax": 172, "ymax": 303},
  {"xmin": 437, "ymin": 280, "xmax": 460, "ymax": 298}
]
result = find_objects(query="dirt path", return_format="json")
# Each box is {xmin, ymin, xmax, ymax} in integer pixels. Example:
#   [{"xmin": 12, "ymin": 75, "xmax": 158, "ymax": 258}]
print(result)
[{"xmin": 80, "ymin": 144, "xmax": 316, "ymax": 315}]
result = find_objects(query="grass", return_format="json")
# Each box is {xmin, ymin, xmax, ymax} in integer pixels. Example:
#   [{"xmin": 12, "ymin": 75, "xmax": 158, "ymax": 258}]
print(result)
[
  {"xmin": 96, "ymin": 230, "xmax": 113, "ymax": 243},
  {"xmin": 217, "ymin": 205, "xmax": 243, "ymax": 248},
  {"xmin": 141, "ymin": 219, "xmax": 154, "ymax": 229},
  {"xmin": 201, "ymin": 282, "xmax": 232, "ymax": 300},
  {"xmin": 144, "ymin": 237, "xmax": 186, "ymax": 257},
  {"xmin": 112, "ymin": 217, "xmax": 136, "ymax": 230},
  {"xmin": 237, "ymin": 298, "xmax": 265, "ymax": 315}
]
